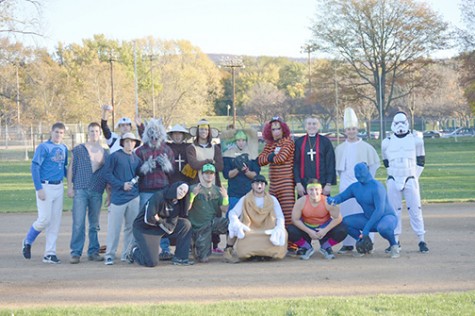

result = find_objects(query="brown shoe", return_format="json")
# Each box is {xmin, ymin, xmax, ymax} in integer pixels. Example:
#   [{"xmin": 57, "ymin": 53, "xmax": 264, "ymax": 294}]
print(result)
[{"xmin": 223, "ymin": 247, "xmax": 240, "ymax": 264}]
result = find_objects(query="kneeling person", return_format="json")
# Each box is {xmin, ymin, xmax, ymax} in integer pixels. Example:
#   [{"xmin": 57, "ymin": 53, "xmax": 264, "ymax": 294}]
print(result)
[
  {"xmin": 128, "ymin": 182, "xmax": 193, "ymax": 267},
  {"xmin": 227, "ymin": 175, "xmax": 287, "ymax": 261},
  {"xmin": 287, "ymin": 179, "xmax": 347, "ymax": 260},
  {"xmin": 327, "ymin": 162, "xmax": 400, "ymax": 258},
  {"xmin": 188, "ymin": 164, "xmax": 229, "ymax": 263}
]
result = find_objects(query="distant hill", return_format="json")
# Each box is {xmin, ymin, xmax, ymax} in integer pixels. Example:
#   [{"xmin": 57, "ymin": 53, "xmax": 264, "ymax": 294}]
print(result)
[{"xmin": 207, "ymin": 53, "xmax": 306, "ymax": 64}]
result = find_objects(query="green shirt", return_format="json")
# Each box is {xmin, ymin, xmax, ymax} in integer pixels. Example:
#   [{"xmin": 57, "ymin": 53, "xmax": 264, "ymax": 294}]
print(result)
[{"xmin": 188, "ymin": 184, "xmax": 223, "ymax": 229}]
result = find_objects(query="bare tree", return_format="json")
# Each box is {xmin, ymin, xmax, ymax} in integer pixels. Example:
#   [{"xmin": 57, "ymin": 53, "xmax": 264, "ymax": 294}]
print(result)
[
  {"xmin": 243, "ymin": 82, "xmax": 286, "ymax": 126},
  {"xmin": 310, "ymin": 0, "xmax": 450, "ymax": 133},
  {"xmin": 0, "ymin": 0, "xmax": 43, "ymax": 37}
]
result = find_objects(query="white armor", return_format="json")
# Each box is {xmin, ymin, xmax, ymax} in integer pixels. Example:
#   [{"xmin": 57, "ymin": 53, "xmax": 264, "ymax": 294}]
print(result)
[
  {"xmin": 382, "ymin": 113, "xmax": 426, "ymax": 239},
  {"xmin": 382, "ymin": 135, "xmax": 418, "ymax": 191}
]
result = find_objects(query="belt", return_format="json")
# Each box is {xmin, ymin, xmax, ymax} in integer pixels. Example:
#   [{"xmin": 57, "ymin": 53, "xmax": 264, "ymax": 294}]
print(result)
[{"xmin": 41, "ymin": 180, "xmax": 62, "ymax": 185}]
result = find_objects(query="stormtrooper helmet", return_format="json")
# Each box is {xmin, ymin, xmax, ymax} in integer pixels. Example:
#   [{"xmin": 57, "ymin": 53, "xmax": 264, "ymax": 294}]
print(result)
[{"xmin": 391, "ymin": 112, "xmax": 409, "ymax": 135}]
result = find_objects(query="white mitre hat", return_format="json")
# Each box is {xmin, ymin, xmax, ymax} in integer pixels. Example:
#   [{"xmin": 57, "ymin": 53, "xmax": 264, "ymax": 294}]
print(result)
[{"xmin": 343, "ymin": 107, "xmax": 358, "ymax": 129}]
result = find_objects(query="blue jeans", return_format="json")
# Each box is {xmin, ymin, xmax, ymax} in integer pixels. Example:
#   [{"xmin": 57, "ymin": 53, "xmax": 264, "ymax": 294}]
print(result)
[{"xmin": 70, "ymin": 189, "xmax": 103, "ymax": 257}]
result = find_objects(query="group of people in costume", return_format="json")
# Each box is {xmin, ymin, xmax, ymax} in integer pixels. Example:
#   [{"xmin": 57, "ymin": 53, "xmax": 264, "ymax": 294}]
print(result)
[{"xmin": 21, "ymin": 104, "xmax": 429, "ymax": 267}]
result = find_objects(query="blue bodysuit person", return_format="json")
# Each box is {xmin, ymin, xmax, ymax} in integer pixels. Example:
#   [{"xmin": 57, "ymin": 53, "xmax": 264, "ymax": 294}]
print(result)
[{"xmin": 327, "ymin": 162, "xmax": 400, "ymax": 258}]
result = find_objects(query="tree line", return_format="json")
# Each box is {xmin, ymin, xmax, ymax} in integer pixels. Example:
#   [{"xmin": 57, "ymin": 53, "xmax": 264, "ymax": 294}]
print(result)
[{"xmin": 0, "ymin": 0, "xmax": 474, "ymax": 133}]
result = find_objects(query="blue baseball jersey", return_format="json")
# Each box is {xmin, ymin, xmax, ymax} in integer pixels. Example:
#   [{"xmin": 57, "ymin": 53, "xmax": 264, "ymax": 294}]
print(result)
[{"xmin": 31, "ymin": 140, "xmax": 68, "ymax": 190}]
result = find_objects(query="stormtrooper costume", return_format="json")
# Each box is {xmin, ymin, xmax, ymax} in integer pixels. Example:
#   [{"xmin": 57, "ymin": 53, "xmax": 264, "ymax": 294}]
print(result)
[{"xmin": 381, "ymin": 112, "xmax": 429, "ymax": 253}]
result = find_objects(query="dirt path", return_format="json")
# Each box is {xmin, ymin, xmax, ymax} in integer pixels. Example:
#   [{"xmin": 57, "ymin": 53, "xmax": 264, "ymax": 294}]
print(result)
[{"xmin": 1, "ymin": 203, "xmax": 474, "ymax": 308}]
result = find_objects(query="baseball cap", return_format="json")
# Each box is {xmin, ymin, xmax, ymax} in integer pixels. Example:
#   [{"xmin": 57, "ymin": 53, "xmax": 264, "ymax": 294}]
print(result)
[
  {"xmin": 252, "ymin": 174, "xmax": 267, "ymax": 185},
  {"xmin": 115, "ymin": 117, "xmax": 132, "ymax": 128},
  {"xmin": 202, "ymin": 163, "xmax": 216, "ymax": 173}
]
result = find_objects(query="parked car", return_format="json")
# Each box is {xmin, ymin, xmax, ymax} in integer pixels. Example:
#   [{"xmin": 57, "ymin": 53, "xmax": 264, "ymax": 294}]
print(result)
[
  {"xmin": 441, "ymin": 127, "xmax": 475, "ymax": 138},
  {"xmin": 423, "ymin": 130, "xmax": 442, "ymax": 139},
  {"xmin": 321, "ymin": 132, "xmax": 346, "ymax": 141}
]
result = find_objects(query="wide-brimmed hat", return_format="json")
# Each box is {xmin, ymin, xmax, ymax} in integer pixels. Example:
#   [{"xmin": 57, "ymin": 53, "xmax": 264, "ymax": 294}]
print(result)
[
  {"xmin": 167, "ymin": 124, "xmax": 191, "ymax": 140},
  {"xmin": 120, "ymin": 132, "xmax": 141, "ymax": 148}
]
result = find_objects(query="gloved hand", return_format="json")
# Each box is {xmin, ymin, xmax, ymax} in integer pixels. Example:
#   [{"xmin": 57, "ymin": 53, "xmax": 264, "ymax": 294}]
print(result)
[
  {"xmin": 228, "ymin": 220, "xmax": 250, "ymax": 239},
  {"xmin": 326, "ymin": 196, "xmax": 337, "ymax": 206},
  {"xmin": 267, "ymin": 153, "xmax": 276, "ymax": 163},
  {"xmin": 356, "ymin": 235, "xmax": 373, "ymax": 254},
  {"xmin": 156, "ymin": 154, "xmax": 173, "ymax": 172},
  {"xmin": 234, "ymin": 153, "xmax": 249, "ymax": 171},
  {"xmin": 140, "ymin": 156, "xmax": 157, "ymax": 175},
  {"xmin": 265, "ymin": 225, "xmax": 286, "ymax": 246}
]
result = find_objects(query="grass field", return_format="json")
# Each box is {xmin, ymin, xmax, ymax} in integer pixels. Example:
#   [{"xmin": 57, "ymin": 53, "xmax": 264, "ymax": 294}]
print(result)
[
  {"xmin": 1, "ymin": 291, "xmax": 474, "ymax": 315},
  {"xmin": 0, "ymin": 137, "xmax": 474, "ymax": 213}
]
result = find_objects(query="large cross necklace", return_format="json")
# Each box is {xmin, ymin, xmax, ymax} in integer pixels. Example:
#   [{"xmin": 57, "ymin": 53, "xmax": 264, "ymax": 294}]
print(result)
[
  {"xmin": 175, "ymin": 153, "xmax": 185, "ymax": 171},
  {"xmin": 307, "ymin": 136, "xmax": 317, "ymax": 162}
]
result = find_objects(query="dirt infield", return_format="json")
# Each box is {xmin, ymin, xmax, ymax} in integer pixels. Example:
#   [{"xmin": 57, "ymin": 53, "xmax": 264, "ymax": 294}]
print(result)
[{"xmin": 1, "ymin": 203, "xmax": 474, "ymax": 308}]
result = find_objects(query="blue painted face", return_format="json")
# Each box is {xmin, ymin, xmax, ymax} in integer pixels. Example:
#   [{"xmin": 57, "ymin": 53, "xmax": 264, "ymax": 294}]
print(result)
[{"xmin": 354, "ymin": 162, "xmax": 372, "ymax": 184}]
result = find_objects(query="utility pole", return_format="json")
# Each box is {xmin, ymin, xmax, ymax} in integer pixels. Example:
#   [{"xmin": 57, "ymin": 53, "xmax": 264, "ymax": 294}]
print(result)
[{"xmin": 220, "ymin": 56, "xmax": 244, "ymax": 128}]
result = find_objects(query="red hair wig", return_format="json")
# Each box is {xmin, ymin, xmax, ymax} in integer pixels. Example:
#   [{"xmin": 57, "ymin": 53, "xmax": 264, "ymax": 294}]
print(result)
[{"xmin": 262, "ymin": 117, "xmax": 291, "ymax": 143}]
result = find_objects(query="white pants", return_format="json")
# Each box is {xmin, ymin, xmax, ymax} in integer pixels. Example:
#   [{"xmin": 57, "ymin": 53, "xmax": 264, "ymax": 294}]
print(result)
[
  {"xmin": 105, "ymin": 197, "xmax": 140, "ymax": 261},
  {"xmin": 33, "ymin": 183, "xmax": 64, "ymax": 256},
  {"xmin": 387, "ymin": 178, "xmax": 425, "ymax": 237}
]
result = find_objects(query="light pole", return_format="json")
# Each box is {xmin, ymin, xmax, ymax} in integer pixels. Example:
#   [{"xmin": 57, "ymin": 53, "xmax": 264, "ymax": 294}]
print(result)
[
  {"xmin": 378, "ymin": 67, "xmax": 384, "ymax": 143},
  {"xmin": 220, "ymin": 56, "xmax": 244, "ymax": 128},
  {"xmin": 144, "ymin": 53, "xmax": 157, "ymax": 117},
  {"xmin": 108, "ymin": 50, "xmax": 117, "ymax": 129},
  {"xmin": 301, "ymin": 43, "xmax": 317, "ymax": 93}
]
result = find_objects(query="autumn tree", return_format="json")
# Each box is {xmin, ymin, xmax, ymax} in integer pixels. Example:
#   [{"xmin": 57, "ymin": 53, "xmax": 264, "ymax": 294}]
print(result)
[
  {"xmin": 242, "ymin": 82, "xmax": 286, "ymax": 126},
  {"xmin": 458, "ymin": 0, "xmax": 475, "ymax": 114},
  {"xmin": 310, "ymin": 0, "xmax": 450, "ymax": 134}
]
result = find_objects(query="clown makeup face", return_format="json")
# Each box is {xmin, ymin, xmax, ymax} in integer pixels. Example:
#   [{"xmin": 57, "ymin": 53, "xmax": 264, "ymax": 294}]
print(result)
[
  {"xmin": 176, "ymin": 183, "xmax": 189, "ymax": 200},
  {"xmin": 170, "ymin": 132, "xmax": 185, "ymax": 144},
  {"xmin": 271, "ymin": 122, "xmax": 283, "ymax": 140},
  {"xmin": 251, "ymin": 181, "xmax": 266, "ymax": 197},
  {"xmin": 345, "ymin": 127, "xmax": 358, "ymax": 142}
]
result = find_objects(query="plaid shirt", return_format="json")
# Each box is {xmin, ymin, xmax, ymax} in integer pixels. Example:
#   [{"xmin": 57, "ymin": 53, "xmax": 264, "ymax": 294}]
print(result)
[
  {"xmin": 135, "ymin": 143, "xmax": 175, "ymax": 192},
  {"xmin": 71, "ymin": 144, "xmax": 108, "ymax": 193}
]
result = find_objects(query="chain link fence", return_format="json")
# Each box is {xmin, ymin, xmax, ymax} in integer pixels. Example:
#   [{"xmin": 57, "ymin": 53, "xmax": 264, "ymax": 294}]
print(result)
[{"xmin": 0, "ymin": 123, "xmax": 87, "ymax": 161}]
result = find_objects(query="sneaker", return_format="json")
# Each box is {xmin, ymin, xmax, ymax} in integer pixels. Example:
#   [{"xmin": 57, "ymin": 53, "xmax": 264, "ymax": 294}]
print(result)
[
  {"xmin": 296, "ymin": 247, "xmax": 307, "ymax": 256},
  {"xmin": 104, "ymin": 257, "xmax": 114, "ymax": 265},
  {"xmin": 22, "ymin": 239, "xmax": 31, "ymax": 259},
  {"xmin": 419, "ymin": 241, "xmax": 429, "ymax": 253},
  {"xmin": 385, "ymin": 241, "xmax": 401, "ymax": 254},
  {"xmin": 212, "ymin": 247, "xmax": 224, "ymax": 255},
  {"xmin": 43, "ymin": 255, "xmax": 61, "ymax": 264},
  {"xmin": 88, "ymin": 253, "xmax": 104, "ymax": 262},
  {"xmin": 337, "ymin": 245, "xmax": 354, "ymax": 254},
  {"xmin": 300, "ymin": 247, "xmax": 315, "ymax": 260},
  {"xmin": 70, "ymin": 256, "xmax": 80, "ymax": 264},
  {"xmin": 319, "ymin": 247, "xmax": 335, "ymax": 260},
  {"xmin": 171, "ymin": 257, "xmax": 194, "ymax": 266},
  {"xmin": 223, "ymin": 247, "xmax": 240, "ymax": 264},
  {"xmin": 390, "ymin": 244, "xmax": 400, "ymax": 259},
  {"xmin": 125, "ymin": 246, "xmax": 137, "ymax": 264},
  {"xmin": 159, "ymin": 251, "xmax": 174, "ymax": 261}
]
